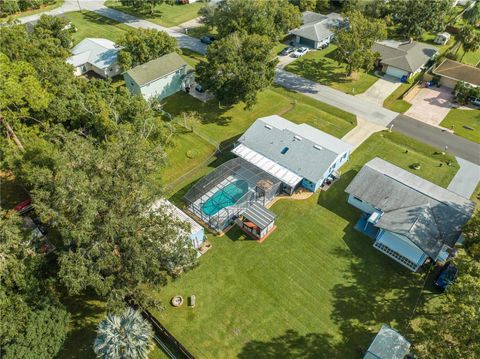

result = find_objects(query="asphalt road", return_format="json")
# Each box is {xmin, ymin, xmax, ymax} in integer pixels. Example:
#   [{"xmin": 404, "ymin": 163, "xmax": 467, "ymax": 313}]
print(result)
[{"xmin": 390, "ymin": 114, "xmax": 480, "ymax": 165}]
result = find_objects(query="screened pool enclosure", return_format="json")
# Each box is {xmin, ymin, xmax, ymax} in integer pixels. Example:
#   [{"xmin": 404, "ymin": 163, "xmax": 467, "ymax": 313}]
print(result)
[{"xmin": 184, "ymin": 158, "xmax": 281, "ymax": 231}]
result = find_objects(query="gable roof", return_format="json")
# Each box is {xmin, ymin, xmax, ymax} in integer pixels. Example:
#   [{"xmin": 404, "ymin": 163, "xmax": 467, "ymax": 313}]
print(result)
[
  {"xmin": 235, "ymin": 115, "xmax": 353, "ymax": 184},
  {"xmin": 125, "ymin": 52, "xmax": 192, "ymax": 87},
  {"xmin": 290, "ymin": 11, "xmax": 343, "ymax": 42},
  {"xmin": 67, "ymin": 38, "xmax": 119, "ymax": 69},
  {"xmin": 433, "ymin": 58, "xmax": 480, "ymax": 87},
  {"xmin": 364, "ymin": 325, "xmax": 411, "ymax": 359},
  {"xmin": 151, "ymin": 199, "xmax": 203, "ymax": 236},
  {"xmin": 345, "ymin": 158, "xmax": 475, "ymax": 259},
  {"xmin": 373, "ymin": 40, "xmax": 438, "ymax": 73}
]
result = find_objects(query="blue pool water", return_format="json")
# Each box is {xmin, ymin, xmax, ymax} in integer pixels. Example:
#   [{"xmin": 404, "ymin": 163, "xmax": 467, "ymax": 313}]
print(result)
[{"xmin": 201, "ymin": 180, "xmax": 249, "ymax": 216}]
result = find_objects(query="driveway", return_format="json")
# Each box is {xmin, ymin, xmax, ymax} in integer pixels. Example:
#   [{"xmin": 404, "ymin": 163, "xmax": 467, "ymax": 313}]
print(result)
[
  {"xmin": 357, "ymin": 75, "xmax": 401, "ymax": 105},
  {"xmin": 404, "ymin": 87, "xmax": 454, "ymax": 126},
  {"xmin": 276, "ymin": 53, "xmax": 299, "ymax": 69},
  {"xmin": 447, "ymin": 157, "xmax": 480, "ymax": 198}
]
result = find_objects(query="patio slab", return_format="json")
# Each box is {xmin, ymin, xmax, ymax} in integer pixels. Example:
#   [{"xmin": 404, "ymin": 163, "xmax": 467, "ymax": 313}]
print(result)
[{"xmin": 404, "ymin": 87, "xmax": 454, "ymax": 126}]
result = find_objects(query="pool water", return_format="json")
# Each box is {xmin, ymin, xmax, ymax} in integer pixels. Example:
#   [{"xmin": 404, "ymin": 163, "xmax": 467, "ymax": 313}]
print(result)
[{"xmin": 201, "ymin": 180, "xmax": 249, "ymax": 216}]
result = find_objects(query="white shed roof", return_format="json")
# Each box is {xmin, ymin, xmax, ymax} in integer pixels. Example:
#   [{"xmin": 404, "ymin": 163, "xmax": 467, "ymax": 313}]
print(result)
[
  {"xmin": 150, "ymin": 199, "xmax": 203, "ymax": 235},
  {"xmin": 232, "ymin": 143, "xmax": 303, "ymax": 187}
]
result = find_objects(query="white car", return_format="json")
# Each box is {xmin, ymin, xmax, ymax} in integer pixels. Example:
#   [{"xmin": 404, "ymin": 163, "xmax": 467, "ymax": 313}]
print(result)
[{"xmin": 292, "ymin": 47, "xmax": 308, "ymax": 58}]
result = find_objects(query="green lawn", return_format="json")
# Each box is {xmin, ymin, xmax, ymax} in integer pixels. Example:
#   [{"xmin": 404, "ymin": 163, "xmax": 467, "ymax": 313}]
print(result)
[
  {"xmin": 145, "ymin": 131, "xmax": 458, "ymax": 359},
  {"xmin": 179, "ymin": 48, "xmax": 206, "ymax": 67},
  {"xmin": 104, "ymin": 0, "xmax": 204, "ymax": 28},
  {"xmin": 0, "ymin": 0, "xmax": 64, "ymax": 22},
  {"xmin": 441, "ymin": 108, "xmax": 480, "ymax": 144},
  {"xmin": 383, "ymin": 82, "xmax": 412, "ymax": 113},
  {"xmin": 455, "ymin": 45, "xmax": 480, "ymax": 66},
  {"xmin": 284, "ymin": 45, "xmax": 379, "ymax": 94},
  {"xmin": 65, "ymin": 11, "xmax": 131, "ymax": 45}
]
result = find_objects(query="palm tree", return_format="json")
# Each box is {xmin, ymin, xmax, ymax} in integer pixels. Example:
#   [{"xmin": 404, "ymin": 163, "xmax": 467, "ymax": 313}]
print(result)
[{"xmin": 94, "ymin": 307, "xmax": 154, "ymax": 359}]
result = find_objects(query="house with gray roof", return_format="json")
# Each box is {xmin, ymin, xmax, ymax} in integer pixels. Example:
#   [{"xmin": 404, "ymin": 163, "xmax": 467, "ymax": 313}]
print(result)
[
  {"xmin": 290, "ymin": 11, "xmax": 343, "ymax": 49},
  {"xmin": 373, "ymin": 40, "xmax": 438, "ymax": 79},
  {"xmin": 124, "ymin": 52, "xmax": 194, "ymax": 101},
  {"xmin": 67, "ymin": 38, "xmax": 121, "ymax": 78},
  {"xmin": 346, "ymin": 158, "xmax": 474, "ymax": 271},
  {"xmin": 232, "ymin": 115, "xmax": 353, "ymax": 194},
  {"xmin": 364, "ymin": 325, "xmax": 411, "ymax": 359}
]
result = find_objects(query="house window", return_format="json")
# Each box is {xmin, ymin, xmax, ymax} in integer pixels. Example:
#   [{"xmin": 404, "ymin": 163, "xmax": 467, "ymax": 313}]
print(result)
[
  {"xmin": 281, "ymin": 147, "xmax": 289, "ymax": 154},
  {"xmin": 353, "ymin": 196, "xmax": 362, "ymax": 202}
]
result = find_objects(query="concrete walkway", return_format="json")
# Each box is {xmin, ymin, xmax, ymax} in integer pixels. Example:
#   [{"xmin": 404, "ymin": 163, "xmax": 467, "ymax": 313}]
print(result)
[
  {"xmin": 357, "ymin": 75, "xmax": 401, "ymax": 106},
  {"xmin": 447, "ymin": 157, "xmax": 480, "ymax": 199},
  {"xmin": 275, "ymin": 69, "xmax": 398, "ymax": 127},
  {"xmin": 341, "ymin": 118, "xmax": 385, "ymax": 149}
]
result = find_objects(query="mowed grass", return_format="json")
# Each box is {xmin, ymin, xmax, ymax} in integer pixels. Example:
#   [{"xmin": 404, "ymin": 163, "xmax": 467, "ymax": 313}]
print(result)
[
  {"xmin": 65, "ymin": 11, "xmax": 131, "ymax": 45},
  {"xmin": 383, "ymin": 82, "xmax": 412, "ymax": 113},
  {"xmin": 285, "ymin": 45, "xmax": 379, "ymax": 94},
  {"xmin": 146, "ymin": 131, "xmax": 458, "ymax": 359},
  {"xmin": 441, "ymin": 108, "xmax": 480, "ymax": 144},
  {"xmin": 104, "ymin": 0, "xmax": 203, "ymax": 27}
]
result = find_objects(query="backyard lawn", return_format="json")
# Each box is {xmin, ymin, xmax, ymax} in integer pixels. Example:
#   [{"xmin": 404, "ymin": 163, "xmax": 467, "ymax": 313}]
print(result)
[
  {"xmin": 65, "ymin": 11, "xmax": 131, "ymax": 45},
  {"xmin": 441, "ymin": 108, "xmax": 480, "ymax": 144},
  {"xmin": 104, "ymin": 0, "xmax": 204, "ymax": 27},
  {"xmin": 284, "ymin": 45, "xmax": 379, "ymax": 94},
  {"xmin": 145, "ymin": 131, "xmax": 458, "ymax": 359}
]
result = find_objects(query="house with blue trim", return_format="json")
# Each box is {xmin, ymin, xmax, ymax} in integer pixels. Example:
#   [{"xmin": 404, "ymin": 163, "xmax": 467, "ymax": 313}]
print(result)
[
  {"xmin": 232, "ymin": 115, "xmax": 353, "ymax": 195},
  {"xmin": 346, "ymin": 158, "xmax": 474, "ymax": 272}
]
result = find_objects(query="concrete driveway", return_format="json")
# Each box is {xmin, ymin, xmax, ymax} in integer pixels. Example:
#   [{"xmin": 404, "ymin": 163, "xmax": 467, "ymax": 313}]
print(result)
[
  {"xmin": 404, "ymin": 87, "xmax": 454, "ymax": 126},
  {"xmin": 357, "ymin": 75, "xmax": 401, "ymax": 105}
]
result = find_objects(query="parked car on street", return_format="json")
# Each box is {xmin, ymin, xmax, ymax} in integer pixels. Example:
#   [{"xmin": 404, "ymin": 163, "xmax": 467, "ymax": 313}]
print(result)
[
  {"xmin": 280, "ymin": 47, "xmax": 295, "ymax": 56},
  {"xmin": 200, "ymin": 36, "xmax": 215, "ymax": 45},
  {"xmin": 292, "ymin": 47, "xmax": 308, "ymax": 58},
  {"xmin": 434, "ymin": 262, "xmax": 458, "ymax": 292}
]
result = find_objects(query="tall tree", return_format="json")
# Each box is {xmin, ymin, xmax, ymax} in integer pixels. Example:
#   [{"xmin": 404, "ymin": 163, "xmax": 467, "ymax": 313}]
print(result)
[
  {"xmin": 414, "ymin": 254, "xmax": 480, "ymax": 357},
  {"xmin": 0, "ymin": 210, "xmax": 69, "ymax": 359},
  {"xmin": 463, "ymin": 213, "xmax": 480, "ymax": 259},
  {"xmin": 333, "ymin": 10, "xmax": 387, "ymax": 76},
  {"xmin": 33, "ymin": 14, "xmax": 73, "ymax": 49},
  {"xmin": 290, "ymin": 0, "xmax": 317, "ymax": 12},
  {"xmin": 118, "ymin": 28, "xmax": 177, "ymax": 70},
  {"xmin": 211, "ymin": 0, "xmax": 302, "ymax": 41},
  {"xmin": 13, "ymin": 126, "xmax": 197, "ymax": 309},
  {"xmin": 463, "ymin": 1, "xmax": 480, "ymax": 27},
  {"xmin": 393, "ymin": 0, "xmax": 452, "ymax": 39},
  {"xmin": 457, "ymin": 25, "xmax": 480, "ymax": 59},
  {"xmin": 94, "ymin": 308, "xmax": 154, "ymax": 359},
  {"xmin": 196, "ymin": 32, "xmax": 277, "ymax": 108},
  {"xmin": 119, "ymin": 0, "xmax": 173, "ymax": 15}
]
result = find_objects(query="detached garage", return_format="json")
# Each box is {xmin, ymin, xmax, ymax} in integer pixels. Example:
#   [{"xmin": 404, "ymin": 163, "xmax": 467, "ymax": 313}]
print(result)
[{"xmin": 373, "ymin": 40, "xmax": 438, "ymax": 80}]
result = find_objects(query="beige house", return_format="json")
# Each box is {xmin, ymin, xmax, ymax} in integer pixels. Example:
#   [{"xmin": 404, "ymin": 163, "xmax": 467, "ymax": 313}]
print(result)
[{"xmin": 433, "ymin": 59, "xmax": 480, "ymax": 89}]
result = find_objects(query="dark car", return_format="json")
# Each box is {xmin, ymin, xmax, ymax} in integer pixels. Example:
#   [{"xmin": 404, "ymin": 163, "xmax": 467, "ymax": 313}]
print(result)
[
  {"xmin": 195, "ymin": 84, "xmax": 205, "ymax": 93},
  {"xmin": 280, "ymin": 46, "xmax": 294, "ymax": 56},
  {"xmin": 434, "ymin": 262, "xmax": 458, "ymax": 291},
  {"xmin": 200, "ymin": 36, "xmax": 215, "ymax": 44}
]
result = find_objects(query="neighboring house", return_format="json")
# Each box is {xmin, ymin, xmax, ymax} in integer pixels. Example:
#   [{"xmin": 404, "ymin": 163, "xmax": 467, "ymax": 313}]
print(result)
[
  {"xmin": 232, "ymin": 115, "xmax": 353, "ymax": 194},
  {"xmin": 434, "ymin": 32, "xmax": 451, "ymax": 45},
  {"xmin": 373, "ymin": 40, "xmax": 438, "ymax": 79},
  {"xmin": 433, "ymin": 58, "xmax": 480, "ymax": 88},
  {"xmin": 364, "ymin": 325, "xmax": 411, "ymax": 359},
  {"xmin": 124, "ymin": 52, "xmax": 194, "ymax": 101},
  {"xmin": 151, "ymin": 199, "xmax": 206, "ymax": 255},
  {"xmin": 67, "ymin": 38, "xmax": 121, "ymax": 78},
  {"xmin": 290, "ymin": 11, "xmax": 343, "ymax": 49},
  {"xmin": 346, "ymin": 158, "xmax": 474, "ymax": 272}
]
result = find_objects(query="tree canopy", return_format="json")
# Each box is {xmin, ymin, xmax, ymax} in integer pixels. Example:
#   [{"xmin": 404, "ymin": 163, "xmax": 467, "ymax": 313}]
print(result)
[
  {"xmin": 457, "ymin": 25, "xmax": 480, "ymax": 60},
  {"xmin": 196, "ymin": 32, "xmax": 277, "ymax": 109},
  {"xmin": 118, "ymin": 28, "xmax": 177, "ymax": 70},
  {"xmin": 333, "ymin": 10, "xmax": 387, "ymax": 76},
  {"xmin": 463, "ymin": 1, "xmax": 480, "ymax": 27},
  {"xmin": 392, "ymin": 0, "xmax": 452, "ymax": 39},
  {"xmin": 208, "ymin": 0, "xmax": 302, "ymax": 41}
]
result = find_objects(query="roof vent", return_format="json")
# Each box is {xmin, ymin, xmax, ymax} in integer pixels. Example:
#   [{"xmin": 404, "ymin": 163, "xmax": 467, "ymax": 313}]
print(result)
[
  {"xmin": 294, "ymin": 135, "xmax": 302, "ymax": 141},
  {"xmin": 265, "ymin": 125, "xmax": 272, "ymax": 130},
  {"xmin": 313, "ymin": 145, "xmax": 323, "ymax": 150}
]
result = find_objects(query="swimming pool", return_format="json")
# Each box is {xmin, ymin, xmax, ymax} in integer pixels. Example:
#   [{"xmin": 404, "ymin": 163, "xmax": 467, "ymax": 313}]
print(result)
[{"xmin": 201, "ymin": 180, "xmax": 249, "ymax": 216}]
